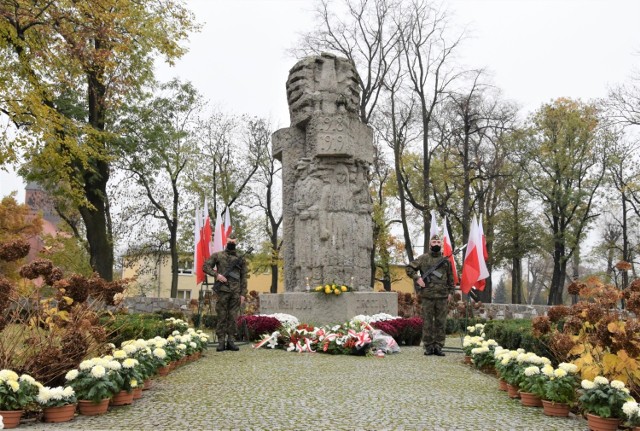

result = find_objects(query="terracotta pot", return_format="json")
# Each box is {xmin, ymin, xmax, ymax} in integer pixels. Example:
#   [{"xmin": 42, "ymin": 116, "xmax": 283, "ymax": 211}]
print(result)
[
  {"xmin": 133, "ymin": 387, "xmax": 143, "ymax": 400},
  {"xmin": 43, "ymin": 403, "xmax": 77, "ymax": 423},
  {"xmin": 633, "ymin": 427, "xmax": 640, "ymax": 431},
  {"xmin": 463, "ymin": 355, "xmax": 472, "ymax": 365},
  {"xmin": 157, "ymin": 365, "xmax": 171, "ymax": 376},
  {"xmin": 585, "ymin": 413, "xmax": 620, "ymax": 431},
  {"xmin": 519, "ymin": 391, "xmax": 542, "ymax": 407},
  {"xmin": 506, "ymin": 383, "xmax": 520, "ymax": 399},
  {"xmin": 541, "ymin": 400, "xmax": 570, "ymax": 417},
  {"xmin": 143, "ymin": 379, "xmax": 153, "ymax": 391},
  {"xmin": 0, "ymin": 410, "xmax": 23, "ymax": 429},
  {"xmin": 498, "ymin": 379, "xmax": 508, "ymax": 391},
  {"xmin": 78, "ymin": 399, "xmax": 109, "ymax": 416},
  {"xmin": 110, "ymin": 390, "xmax": 134, "ymax": 406}
]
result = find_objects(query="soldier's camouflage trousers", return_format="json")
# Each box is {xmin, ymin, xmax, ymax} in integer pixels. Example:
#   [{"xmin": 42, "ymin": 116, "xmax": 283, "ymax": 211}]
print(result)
[
  {"xmin": 421, "ymin": 297, "xmax": 448, "ymax": 349},
  {"xmin": 216, "ymin": 290, "xmax": 241, "ymax": 341}
]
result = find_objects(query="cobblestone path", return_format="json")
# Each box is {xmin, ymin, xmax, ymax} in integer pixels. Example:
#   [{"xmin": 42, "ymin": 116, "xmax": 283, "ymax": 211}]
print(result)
[{"xmin": 22, "ymin": 340, "xmax": 587, "ymax": 430}]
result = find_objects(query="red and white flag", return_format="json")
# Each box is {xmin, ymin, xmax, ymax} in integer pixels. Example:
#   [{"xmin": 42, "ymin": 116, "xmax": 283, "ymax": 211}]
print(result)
[
  {"xmin": 460, "ymin": 216, "xmax": 489, "ymax": 294},
  {"xmin": 222, "ymin": 208, "xmax": 232, "ymax": 247},
  {"xmin": 442, "ymin": 216, "xmax": 459, "ymax": 285},
  {"xmin": 194, "ymin": 199, "xmax": 213, "ymax": 284},
  {"xmin": 474, "ymin": 215, "xmax": 490, "ymax": 291},
  {"xmin": 429, "ymin": 210, "xmax": 440, "ymax": 240},
  {"xmin": 212, "ymin": 212, "xmax": 224, "ymax": 253}
]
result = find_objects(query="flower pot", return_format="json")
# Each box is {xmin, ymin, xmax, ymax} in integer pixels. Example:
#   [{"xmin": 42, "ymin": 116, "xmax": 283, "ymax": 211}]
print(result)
[
  {"xmin": 110, "ymin": 390, "xmax": 134, "ymax": 406},
  {"xmin": 506, "ymin": 383, "xmax": 520, "ymax": 399},
  {"xmin": 519, "ymin": 391, "xmax": 542, "ymax": 407},
  {"xmin": 78, "ymin": 399, "xmax": 109, "ymax": 416},
  {"xmin": 133, "ymin": 387, "xmax": 143, "ymax": 400},
  {"xmin": 0, "ymin": 410, "xmax": 23, "ymax": 429},
  {"xmin": 498, "ymin": 379, "xmax": 508, "ymax": 391},
  {"xmin": 585, "ymin": 413, "xmax": 620, "ymax": 431},
  {"xmin": 541, "ymin": 400, "xmax": 570, "ymax": 417},
  {"xmin": 143, "ymin": 379, "xmax": 153, "ymax": 391},
  {"xmin": 463, "ymin": 355, "xmax": 472, "ymax": 365},
  {"xmin": 157, "ymin": 365, "xmax": 171, "ymax": 376},
  {"xmin": 43, "ymin": 404, "xmax": 77, "ymax": 423}
]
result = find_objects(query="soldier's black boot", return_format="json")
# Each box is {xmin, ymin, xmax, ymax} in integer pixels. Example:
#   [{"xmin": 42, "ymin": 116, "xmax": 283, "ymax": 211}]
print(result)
[
  {"xmin": 226, "ymin": 339, "xmax": 239, "ymax": 351},
  {"xmin": 216, "ymin": 338, "xmax": 226, "ymax": 352},
  {"xmin": 433, "ymin": 346, "xmax": 445, "ymax": 356},
  {"xmin": 424, "ymin": 346, "xmax": 434, "ymax": 356}
]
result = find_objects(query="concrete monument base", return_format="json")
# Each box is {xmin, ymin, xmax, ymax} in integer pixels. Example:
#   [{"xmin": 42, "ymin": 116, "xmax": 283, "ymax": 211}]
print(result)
[{"xmin": 259, "ymin": 292, "xmax": 398, "ymax": 325}]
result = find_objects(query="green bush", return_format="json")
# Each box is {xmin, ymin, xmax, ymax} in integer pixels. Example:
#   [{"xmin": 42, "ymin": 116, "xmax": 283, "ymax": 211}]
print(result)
[
  {"xmin": 104, "ymin": 313, "xmax": 166, "ymax": 346},
  {"xmin": 483, "ymin": 319, "xmax": 553, "ymax": 361},
  {"xmin": 153, "ymin": 310, "xmax": 185, "ymax": 320}
]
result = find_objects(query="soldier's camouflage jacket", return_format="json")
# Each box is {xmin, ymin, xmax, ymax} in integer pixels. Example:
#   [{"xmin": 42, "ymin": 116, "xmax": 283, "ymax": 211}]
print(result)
[
  {"xmin": 406, "ymin": 252, "xmax": 455, "ymax": 299},
  {"xmin": 203, "ymin": 250, "xmax": 248, "ymax": 296}
]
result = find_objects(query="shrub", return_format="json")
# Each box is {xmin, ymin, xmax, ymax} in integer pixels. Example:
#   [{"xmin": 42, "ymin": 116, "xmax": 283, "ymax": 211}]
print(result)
[
  {"xmin": 236, "ymin": 315, "xmax": 282, "ymax": 341},
  {"xmin": 103, "ymin": 314, "xmax": 166, "ymax": 347}
]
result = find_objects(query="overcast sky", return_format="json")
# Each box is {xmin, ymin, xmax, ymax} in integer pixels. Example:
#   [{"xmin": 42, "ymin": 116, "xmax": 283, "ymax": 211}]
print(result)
[{"xmin": 2, "ymin": 0, "xmax": 639, "ymax": 201}]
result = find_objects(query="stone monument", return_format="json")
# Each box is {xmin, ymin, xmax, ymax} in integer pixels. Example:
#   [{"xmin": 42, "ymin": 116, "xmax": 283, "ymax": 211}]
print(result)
[
  {"xmin": 264, "ymin": 53, "xmax": 397, "ymax": 324},
  {"xmin": 272, "ymin": 52, "xmax": 374, "ymax": 291}
]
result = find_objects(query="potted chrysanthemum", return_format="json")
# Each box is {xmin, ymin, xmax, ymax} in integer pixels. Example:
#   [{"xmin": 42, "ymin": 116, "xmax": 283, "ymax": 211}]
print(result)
[
  {"xmin": 540, "ymin": 362, "xmax": 579, "ymax": 417},
  {"xmin": 0, "ymin": 370, "xmax": 40, "ymax": 428},
  {"xmin": 579, "ymin": 376, "xmax": 632, "ymax": 430},
  {"xmin": 37, "ymin": 385, "xmax": 77, "ymax": 423},
  {"xmin": 65, "ymin": 359, "xmax": 119, "ymax": 416},
  {"xmin": 110, "ymin": 350, "xmax": 143, "ymax": 406},
  {"xmin": 623, "ymin": 401, "xmax": 640, "ymax": 431}
]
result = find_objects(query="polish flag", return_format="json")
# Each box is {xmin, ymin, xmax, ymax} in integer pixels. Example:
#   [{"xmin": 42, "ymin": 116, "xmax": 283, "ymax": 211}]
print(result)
[
  {"xmin": 460, "ymin": 216, "xmax": 489, "ymax": 294},
  {"xmin": 429, "ymin": 210, "xmax": 439, "ymax": 240},
  {"xmin": 194, "ymin": 200, "xmax": 212, "ymax": 284},
  {"xmin": 212, "ymin": 212, "xmax": 224, "ymax": 253},
  {"xmin": 222, "ymin": 208, "xmax": 232, "ymax": 247},
  {"xmin": 474, "ymin": 216, "xmax": 490, "ymax": 291},
  {"xmin": 442, "ymin": 216, "xmax": 459, "ymax": 285}
]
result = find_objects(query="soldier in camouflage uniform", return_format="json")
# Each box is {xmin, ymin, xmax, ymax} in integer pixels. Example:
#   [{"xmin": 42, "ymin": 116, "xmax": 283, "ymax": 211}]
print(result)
[
  {"xmin": 203, "ymin": 236, "xmax": 248, "ymax": 352},
  {"xmin": 406, "ymin": 234, "xmax": 454, "ymax": 356}
]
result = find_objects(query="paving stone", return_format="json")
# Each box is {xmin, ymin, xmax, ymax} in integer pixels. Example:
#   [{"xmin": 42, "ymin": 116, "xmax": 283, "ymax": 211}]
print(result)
[{"xmin": 21, "ymin": 338, "xmax": 587, "ymax": 430}]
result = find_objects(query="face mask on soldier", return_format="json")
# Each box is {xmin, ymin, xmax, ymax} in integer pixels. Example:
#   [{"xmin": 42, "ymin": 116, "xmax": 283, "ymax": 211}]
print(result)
[
  {"xmin": 430, "ymin": 245, "xmax": 441, "ymax": 253},
  {"xmin": 226, "ymin": 242, "xmax": 236, "ymax": 251}
]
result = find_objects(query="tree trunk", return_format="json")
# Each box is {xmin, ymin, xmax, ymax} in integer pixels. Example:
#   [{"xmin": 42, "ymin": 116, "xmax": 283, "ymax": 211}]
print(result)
[
  {"xmin": 512, "ymin": 257, "xmax": 522, "ymax": 304},
  {"xmin": 548, "ymin": 242, "xmax": 567, "ymax": 305}
]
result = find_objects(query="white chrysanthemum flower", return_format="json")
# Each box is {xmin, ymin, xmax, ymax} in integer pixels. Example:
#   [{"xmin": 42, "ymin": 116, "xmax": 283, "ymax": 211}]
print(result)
[
  {"xmin": 541, "ymin": 364, "xmax": 554, "ymax": 377},
  {"xmin": 122, "ymin": 358, "xmax": 138, "ymax": 369},
  {"xmin": 107, "ymin": 361, "xmax": 122, "ymax": 371},
  {"xmin": 190, "ymin": 342, "xmax": 197, "ymax": 348},
  {"xmin": 172, "ymin": 330, "xmax": 180, "ymax": 336},
  {"xmin": 553, "ymin": 368, "xmax": 567, "ymax": 378},
  {"xmin": 135, "ymin": 339, "xmax": 148, "ymax": 349},
  {"xmin": 113, "ymin": 350, "xmax": 127, "ymax": 359},
  {"xmin": 123, "ymin": 344, "xmax": 138, "ymax": 355},
  {"xmin": 19, "ymin": 374, "xmax": 36, "ymax": 385},
  {"xmin": 8, "ymin": 380, "xmax": 19, "ymax": 392},
  {"xmin": 49, "ymin": 386, "xmax": 64, "ymax": 400},
  {"xmin": 581, "ymin": 379, "xmax": 596, "ymax": 390},
  {"xmin": 130, "ymin": 379, "xmax": 138, "ymax": 388},
  {"xmin": 611, "ymin": 380, "xmax": 626, "ymax": 390},
  {"xmin": 62, "ymin": 386, "xmax": 75, "ymax": 398},
  {"xmin": 177, "ymin": 344, "xmax": 186, "ymax": 350},
  {"xmin": 524, "ymin": 366, "xmax": 540, "ymax": 376},
  {"xmin": 558, "ymin": 362, "xmax": 578, "ymax": 374},
  {"xmin": 467, "ymin": 326, "xmax": 476, "ymax": 333},
  {"xmin": 103, "ymin": 355, "xmax": 114, "ymax": 361},
  {"xmin": 79, "ymin": 359, "xmax": 94, "ymax": 370},
  {"xmin": 594, "ymin": 376, "xmax": 609, "ymax": 385},
  {"xmin": 153, "ymin": 348, "xmax": 167, "ymax": 359},
  {"xmin": 65, "ymin": 369, "xmax": 79, "ymax": 381},
  {"xmin": 167, "ymin": 336, "xmax": 175, "ymax": 342},
  {"xmin": 90, "ymin": 365, "xmax": 106, "ymax": 378},
  {"xmin": 501, "ymin": 356, "xmax": 511, "ymax": 366},
  {"xmin": 623, "ymin": 401, "xmax": 639, "ymax": 417},
  {"xmin": 0, "ymin": 369, "xmax": 19, "ymax": 382},
  {"xmin": 37, "ymin": 387, "xmax": 52, "ymax": 404}
]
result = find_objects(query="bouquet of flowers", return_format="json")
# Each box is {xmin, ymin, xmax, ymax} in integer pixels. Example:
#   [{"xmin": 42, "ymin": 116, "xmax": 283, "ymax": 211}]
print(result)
[
  {"xmin": 541, "ymin": 362, "xmax": 580, "ymax": 404},
  {"xmin": 65, "ymin": 359, "xmax": 119, "ymax": 403},
  {"xmin": 314, "ymin": 283, "xmax": 351, "ymax": 296},
  {"xmin": 579, "ymin": 376, "xmax": 632, "ymax": 418},
  {"xmin": 0, "ymin": 370, "xmax": 40, "ymax": 410},
  {"xmin": 36, "ymin": 386, "xmax": 77, "ymax": 408}
]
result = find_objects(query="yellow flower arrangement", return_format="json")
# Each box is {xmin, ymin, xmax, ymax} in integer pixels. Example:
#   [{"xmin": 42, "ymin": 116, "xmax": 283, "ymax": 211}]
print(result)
[{"xmin": 314, "ymin": 283, "xmax": 352, "ymax": 296}]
